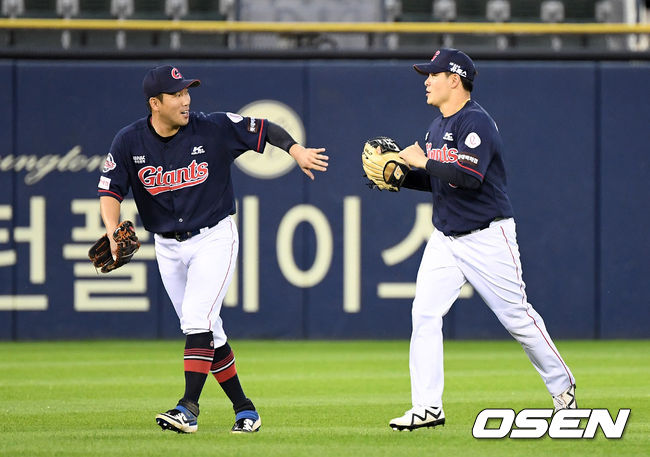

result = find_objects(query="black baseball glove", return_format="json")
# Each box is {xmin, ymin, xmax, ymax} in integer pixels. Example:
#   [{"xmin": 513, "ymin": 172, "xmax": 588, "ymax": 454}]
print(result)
[{"xmin": 88, "ymin": 220, "xmax": 141, "ymax": 273}]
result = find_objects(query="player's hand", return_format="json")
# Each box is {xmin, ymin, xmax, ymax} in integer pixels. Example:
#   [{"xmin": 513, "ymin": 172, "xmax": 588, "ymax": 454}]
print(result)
[
  {"xmin": 289, "ymin": 144, "xmax": 329, "ymax": 180},
  {"xmin": 399, "ymin": 142, "xmax": 428, "ymax": 169},
  {"xmin": 108, "ymin": 236, "xmax": 118, "ymax": 261}
]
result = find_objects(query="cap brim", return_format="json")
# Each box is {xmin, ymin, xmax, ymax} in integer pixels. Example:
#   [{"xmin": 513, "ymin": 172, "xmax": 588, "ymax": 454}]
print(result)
[
  {"xmin": 156, "ymin": 78, "xmax": 201, "ymax": 96},
  {"xmin": 413, "ymin": 63, "xmax": 446, "ymax": 75}
]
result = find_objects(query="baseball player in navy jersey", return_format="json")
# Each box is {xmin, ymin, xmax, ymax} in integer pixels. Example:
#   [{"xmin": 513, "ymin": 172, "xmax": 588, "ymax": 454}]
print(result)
[
  {"xmin": 387, "ymin": 49, "xmax": 577, "ymax": 431},
  {"xmin": 97, "ymin": 65, "xmax": 328, "ymax": 434}
]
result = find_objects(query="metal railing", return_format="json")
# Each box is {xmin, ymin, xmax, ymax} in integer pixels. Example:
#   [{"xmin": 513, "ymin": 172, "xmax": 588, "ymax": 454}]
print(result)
[{"xmin": 1, "ymin": 18, "xmax": 650, "ymax": 34}]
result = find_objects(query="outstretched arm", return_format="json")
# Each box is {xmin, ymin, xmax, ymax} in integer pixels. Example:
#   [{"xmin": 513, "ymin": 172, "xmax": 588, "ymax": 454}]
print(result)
[
  {"xmin": 289, "ymin": 144, "xmax": 328, "ymax": 180},
  {"xmin": 266, "ymin": 121, "xmax": 328, "ymax": 180}
]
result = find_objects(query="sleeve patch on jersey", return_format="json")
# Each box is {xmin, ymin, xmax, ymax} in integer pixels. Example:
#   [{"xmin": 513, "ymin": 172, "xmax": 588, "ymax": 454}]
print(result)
[
  {"xmin": 464, "ymin": 132, "xmax": 481, "ymax": 149},
  {"xmin": 102, "ymin": 153, "xmax": 117, "ymax": 173},
  {"xmin": 227, "ymin": 112, "xmax": 244, "ymax": 123},
  {"xmin": 247, "ymin": 117, "xmax": 260, "ymax": 133},
  {"xmin": 98, "ymin": 176, "xmax": 111, "ymax": 190},
  {"xmin": 457, "ymin": 152, "xmax": 480, "ymax": 168}
]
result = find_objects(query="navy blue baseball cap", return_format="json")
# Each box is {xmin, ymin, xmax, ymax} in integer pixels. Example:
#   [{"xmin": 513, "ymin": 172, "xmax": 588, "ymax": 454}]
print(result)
[
  {"xmin": 142, "ymin": 65, "xmax": 200, "ymax": 99},
  {"xmin": 413, "ymin": 48, "xmax": 476, "ymax": 81}
]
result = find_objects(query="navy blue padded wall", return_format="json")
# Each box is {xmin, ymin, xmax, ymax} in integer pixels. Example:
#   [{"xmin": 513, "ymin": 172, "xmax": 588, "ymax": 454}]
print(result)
[{"xmin": 598, "ymin": 63, "xmax": 650, "ymax": 338}]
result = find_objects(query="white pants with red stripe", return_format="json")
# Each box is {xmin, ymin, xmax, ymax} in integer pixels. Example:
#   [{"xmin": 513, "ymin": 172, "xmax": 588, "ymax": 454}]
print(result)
[
  {"xmin": 410, "ymin": 217, "xmax": 574, "ymax": 407},
  {"xmin": 154, "ymin": 216, "xmax": 238, "ymax": 347}
]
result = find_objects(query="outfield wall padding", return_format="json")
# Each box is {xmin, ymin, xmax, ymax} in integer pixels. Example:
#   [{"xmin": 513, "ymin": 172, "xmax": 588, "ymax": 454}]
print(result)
[{"xmin": 0, "ymin": 59, "xmax": 648, "ymax": 340}]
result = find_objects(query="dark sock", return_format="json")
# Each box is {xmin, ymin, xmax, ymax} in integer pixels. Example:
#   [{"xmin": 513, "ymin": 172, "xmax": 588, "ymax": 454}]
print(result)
[
  {"xmin": 177, "ymin": 398, "xmax": 200, "ymax": 416},
  {"xmin": 182, "ymin": 332, "xmax": 215, "ymax": 407},
  {"xmin": 211, "ymin": 342, "xmax": 256, "ymax": 412}
]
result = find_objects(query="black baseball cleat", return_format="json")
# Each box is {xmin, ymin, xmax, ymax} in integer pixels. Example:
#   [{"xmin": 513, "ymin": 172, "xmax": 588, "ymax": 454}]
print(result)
[
  {"xmin": 155, "ymin": 404, "xmax": 198, "ymax": 433},
  {"xmin": 389, "ymin": 406, "xmax": 445, "ymax": 431},
  {"xmin": 231, "ymin": 410, "xmax": 261, "ymax": 433}
]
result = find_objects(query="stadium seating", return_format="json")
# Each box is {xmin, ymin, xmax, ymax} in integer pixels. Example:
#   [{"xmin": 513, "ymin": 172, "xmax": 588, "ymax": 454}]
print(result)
[{"xmin": 0, "ymin": 0, "xmax": 648, "ymax": 52}]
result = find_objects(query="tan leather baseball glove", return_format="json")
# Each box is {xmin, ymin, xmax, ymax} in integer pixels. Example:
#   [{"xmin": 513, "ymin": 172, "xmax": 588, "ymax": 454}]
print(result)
[{"xmin": 362, "ymin": 136, "xmax": 410, "ymax": 192}]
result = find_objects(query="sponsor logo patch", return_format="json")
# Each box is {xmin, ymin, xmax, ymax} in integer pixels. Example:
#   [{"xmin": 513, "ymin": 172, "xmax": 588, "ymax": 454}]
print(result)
[
  {"xmin": 247, "ymin": 117, "xmax": 260, "ymax": 133},
  {"xmin": 457, "ymin": 152, "xmax": 479, "ymax": 167},
  {"xmin": 443, "ymin": 132, "xmax": 454, "ymax": 141},
  {"xmin": 191, "ymin": 146, "xmax": 205, "ymax": 155},
  {"xmin": 98, "ymin": 176, "xmax": 111, "ymax": 190},
  {"xmin": 464, "ymin": 132, "xmax": 481, "ymax": 148},
  {"xmin": 102, "ymin": 153, "xmax": 116, "ymax": 173},
  {"xmin": 132, "ymin": 155, "xmax": 145, "ymax": 164}
]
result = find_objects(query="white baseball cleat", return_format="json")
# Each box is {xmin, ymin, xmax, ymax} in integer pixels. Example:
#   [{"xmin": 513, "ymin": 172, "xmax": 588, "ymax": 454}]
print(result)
[
  {"xmin": 231, "ymin": 410, "xmax": 261, "ymax": 433},
  {"xmin": 553, "ymin": 384, "xmax": 577, "ymax": 412},
  {"xmin": 155, "ymin": 404, "xmax": 198, "ymax": 433},
  {"xmin": 389, "ymin": 406, "xmax": 445, "ymax": 431}
]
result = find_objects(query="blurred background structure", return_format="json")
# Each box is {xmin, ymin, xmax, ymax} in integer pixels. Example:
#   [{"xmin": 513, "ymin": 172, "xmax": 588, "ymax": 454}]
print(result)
[{"xmin": 0, "ymin": 0, "xmax": 649, "ymax": 55}]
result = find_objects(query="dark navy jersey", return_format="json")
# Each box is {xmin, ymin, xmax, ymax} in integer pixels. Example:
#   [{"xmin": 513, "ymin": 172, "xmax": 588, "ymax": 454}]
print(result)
[
  {"xmin": 423, "ymin": 99, "xmax": 514, "ymax": 235},
  {"xmin": 97, "ymin": 111, "xmax": 268, "ymax": 233}
]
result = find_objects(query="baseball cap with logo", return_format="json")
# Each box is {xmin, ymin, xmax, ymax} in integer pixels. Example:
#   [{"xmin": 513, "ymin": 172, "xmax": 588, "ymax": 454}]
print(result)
[
  {"xmin": 142, "ymin": 65, "xmax": 201, "ymax": 99},
  {"xmin": 413, "ymin": 48, "xmax": 476, "ymax": 81}
]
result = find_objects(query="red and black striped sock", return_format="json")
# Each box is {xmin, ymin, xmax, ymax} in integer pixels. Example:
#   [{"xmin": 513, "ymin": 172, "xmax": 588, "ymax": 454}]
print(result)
[
  {"xmin": 182, "ymin": 332, "xmax": 215, "ymax": 406},
  {"xmin": 211, "ymin": 343, "xmax": 255, "ymax": 413}
]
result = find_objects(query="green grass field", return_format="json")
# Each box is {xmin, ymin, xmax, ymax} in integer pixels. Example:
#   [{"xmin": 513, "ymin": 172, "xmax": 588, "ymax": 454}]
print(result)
[{"xmin": 0, "ymin": 340, "xmax": 648, "ymax": 457}]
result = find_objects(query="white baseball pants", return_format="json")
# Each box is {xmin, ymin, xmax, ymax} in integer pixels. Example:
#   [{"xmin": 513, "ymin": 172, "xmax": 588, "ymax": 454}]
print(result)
[
  {"xmin": 154, "ymin": 216, "xmax": 238, "ymax": 347},
  {"xmin": 410, "ymin": 217, "xmax": 574, "ymax": 407}
]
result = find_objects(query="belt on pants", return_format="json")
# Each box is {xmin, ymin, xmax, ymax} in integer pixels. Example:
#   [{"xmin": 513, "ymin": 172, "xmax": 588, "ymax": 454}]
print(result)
[
  {"xmin": 451, "ymin": 217, "xmax": 506, "ymax": 238},
  {"xmin": 159, "ymin": 224, "xmax": 216, "ymax": 242}
]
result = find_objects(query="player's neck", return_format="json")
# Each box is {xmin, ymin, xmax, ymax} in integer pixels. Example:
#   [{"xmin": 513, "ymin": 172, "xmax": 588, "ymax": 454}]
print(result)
[
  {"xmin": 150, "ymin": 114, "xmax": 181, "ymax": 138},
  {"xmin": 439, "ymin": 94, "xmax": 471, "ymax": 118}
]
